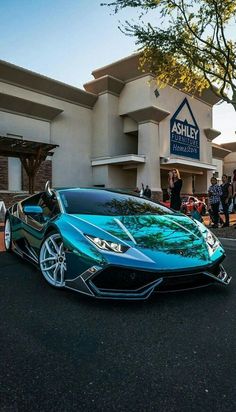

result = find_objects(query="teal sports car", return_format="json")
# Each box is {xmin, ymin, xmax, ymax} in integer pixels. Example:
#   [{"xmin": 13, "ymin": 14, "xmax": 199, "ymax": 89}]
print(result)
[{"xmin": 4, "ymin": 184, "xmax": 231, "ymax": 300}]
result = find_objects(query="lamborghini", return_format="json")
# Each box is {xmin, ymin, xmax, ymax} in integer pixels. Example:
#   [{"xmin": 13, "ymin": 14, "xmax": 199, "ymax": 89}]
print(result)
[{"xmin": 4, "ymin": 184, "xmax": 231, "ymax": 300}]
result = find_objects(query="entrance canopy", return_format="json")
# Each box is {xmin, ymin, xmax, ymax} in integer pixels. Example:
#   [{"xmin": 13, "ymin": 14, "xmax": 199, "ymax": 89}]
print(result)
[
  {"xmin": 160, "ymin": 157, "xmax": 216, "ymax": 174},
  {"xmin": 0, "ymin": 136, "xmax": 59, "ymax": 193},
  {"xmin": 0, "ymin": 136, "xmax": 58, "ymax": 157},
  {"xmin": 91, "ymin": 154, "xmax": 146, "ymax": 167}
]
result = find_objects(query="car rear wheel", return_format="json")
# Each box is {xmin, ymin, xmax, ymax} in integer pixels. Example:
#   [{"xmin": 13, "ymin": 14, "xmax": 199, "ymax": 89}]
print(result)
[
  {"xmin": 39, "ymin": 233, "xmax": 66, "ymax": 288},
  {"xmin": 4, "ymin": 217, "xmax": 12, "ymax": 252}
]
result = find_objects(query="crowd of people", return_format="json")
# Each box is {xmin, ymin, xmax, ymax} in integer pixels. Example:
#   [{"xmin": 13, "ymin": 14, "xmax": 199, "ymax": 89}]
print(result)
[
  {"xmin": 167, "ymin": 167, "xmax": 236, "ymax": 228},
  {"xmin": 207, "ymin": 171, "xmax": 236, "ymax": 229},
  {"xmin": 135, "ymin": 168, "xmax": 236, "ymax": 229}
]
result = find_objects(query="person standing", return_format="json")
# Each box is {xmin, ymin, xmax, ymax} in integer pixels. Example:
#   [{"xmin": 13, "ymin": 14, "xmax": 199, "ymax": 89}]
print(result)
[
  {"xmin": 168, "ymin": 169, "xmax": 182, "ymax": 211},
  {"xmin": 144, "ymin": 185, "xmax": 152, "ymax": 198},
  {"xmin": 139, "ymin": 183, "xmax": 144, "ymax": 197},
  {"xmin": 232, "ymin": 169, "xmax": 236, "ymax": 213},
  {"xmin": 220, "ymin": 174, "xmax": 232, "ymax": 227},
  {"xmin": 208, "ymin": 177, "xmax": 222, "ymax": 228}
]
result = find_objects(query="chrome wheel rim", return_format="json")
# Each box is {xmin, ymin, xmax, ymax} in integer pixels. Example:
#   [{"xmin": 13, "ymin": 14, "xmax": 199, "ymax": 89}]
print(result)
[
  {"xmin": 4, "ymin": 219, "xmax": 11, "ymax": 250},
  {"xmin": 39, "ymin": 233, "xmax": 66, "ymax": 287}
]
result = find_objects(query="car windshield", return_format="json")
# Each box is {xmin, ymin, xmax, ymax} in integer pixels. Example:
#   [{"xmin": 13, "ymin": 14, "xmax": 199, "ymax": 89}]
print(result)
[{"xmin": 59, "ymin": 189, "xmax": 174, "ymax": 216}]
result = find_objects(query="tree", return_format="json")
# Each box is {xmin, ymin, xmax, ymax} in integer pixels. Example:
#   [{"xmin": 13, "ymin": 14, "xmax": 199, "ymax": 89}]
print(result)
[{"xmin": 103, "ymin": 0, "xmax": 236, "ymax": 110}]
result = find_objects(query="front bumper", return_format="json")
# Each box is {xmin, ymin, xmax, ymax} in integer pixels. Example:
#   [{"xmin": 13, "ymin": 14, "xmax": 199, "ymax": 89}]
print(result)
[{"xmin": 65, "ymin": 260, "xmax": 231, "ymax": 300}]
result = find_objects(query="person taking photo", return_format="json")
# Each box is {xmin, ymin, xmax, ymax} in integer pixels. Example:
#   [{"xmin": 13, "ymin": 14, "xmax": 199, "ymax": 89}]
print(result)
[{"xmin": 168, "ymin": 169, "xmax": 182, "ymax": 211}]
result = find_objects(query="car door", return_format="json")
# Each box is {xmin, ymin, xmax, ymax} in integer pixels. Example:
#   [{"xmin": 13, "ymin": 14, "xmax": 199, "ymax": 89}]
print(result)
[{"xmin": 22, "ymin": 192, "xmax": 60, "ymax": 255}]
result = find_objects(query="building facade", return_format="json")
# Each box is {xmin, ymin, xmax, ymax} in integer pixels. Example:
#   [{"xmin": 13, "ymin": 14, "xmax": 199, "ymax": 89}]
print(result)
[{"xmin": 0, "ymin": 53, "xmax": 229, "ymax": 206}]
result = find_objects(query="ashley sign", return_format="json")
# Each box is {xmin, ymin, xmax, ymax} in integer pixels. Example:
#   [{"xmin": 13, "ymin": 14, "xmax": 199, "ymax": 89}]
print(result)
[{"xmin": 170, "ymin": 98, "xmax": 200, "ymax": 160}]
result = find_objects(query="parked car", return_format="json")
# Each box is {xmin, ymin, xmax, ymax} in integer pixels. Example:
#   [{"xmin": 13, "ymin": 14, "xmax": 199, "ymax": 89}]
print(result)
[{"xmin": 4, "ymin": 183, "xmax": 231, "ymax": 300}]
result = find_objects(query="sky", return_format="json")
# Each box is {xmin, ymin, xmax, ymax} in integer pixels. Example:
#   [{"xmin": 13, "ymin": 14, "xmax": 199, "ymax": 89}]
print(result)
[{"xmin": 0, "ymin": 0, "xmax": 235, "ymax": 144}]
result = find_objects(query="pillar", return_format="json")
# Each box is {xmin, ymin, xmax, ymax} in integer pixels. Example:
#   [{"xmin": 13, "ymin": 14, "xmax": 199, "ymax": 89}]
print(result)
[{"xmin": 137, "ymin": 121, "xmax": 162, "ymax": 199}]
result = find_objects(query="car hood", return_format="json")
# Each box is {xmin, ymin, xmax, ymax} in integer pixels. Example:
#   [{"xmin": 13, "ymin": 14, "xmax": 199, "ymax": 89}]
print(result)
[
  {"xmin": 69, "ymin": 213, "xmax": 200, "ymax": 242},
  {"xmin": 65, "ymin": 213, "xmax": 215, "ymax": 267}
]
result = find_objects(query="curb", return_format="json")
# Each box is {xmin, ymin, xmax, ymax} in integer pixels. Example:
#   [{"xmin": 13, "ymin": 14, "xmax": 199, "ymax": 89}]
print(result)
[
  {"xmin": 218, "ymin": 237, "xmax": 236, "ymax": 250},
  {"xmin": 219, "ymin": 237, "xmax": 236, "ymax": 241}
]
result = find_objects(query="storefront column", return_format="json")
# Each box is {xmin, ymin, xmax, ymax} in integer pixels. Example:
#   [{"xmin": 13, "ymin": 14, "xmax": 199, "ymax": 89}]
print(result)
[
  {"xmin": 137, "ymin": 121, "xmax": 162, "ymax": 199},
  {"xmin": 195, "ymin": 170, "xmax": 213, "ymax": 194}
]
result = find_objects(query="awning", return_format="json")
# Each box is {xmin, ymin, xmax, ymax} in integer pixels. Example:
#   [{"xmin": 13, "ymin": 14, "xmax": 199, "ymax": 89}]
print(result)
[
  {"xmin": 204, "ymin": 128, "xmax": 221, "ymax": 141},
  {"xmin": 0, "ymin": 92, "xmax": 63, "ymax": 121},
  {"xmin": 212, "ymin": 143, "xmax": 231, "ymax": 159},
  {"xmin": 91, "ymin": 154, "xmax": 146, "ymax": 167},
  {"xmin": 0, "ymin": 135, "xmax": 59, "ymax": 193},
  {"xmin": 0, "ymin": 136, "xmax": 58, "ymax": 158},
  {"xmin": 160, "ymin": 157, "xmax": 216, "ymax": 174},
  {"xmin": 220, "ymin": 141, "xmax": 236, "ymax": 152},
  {"xmin": 122, "ymin": 106, "xmax": 170, "ymax": 123}
]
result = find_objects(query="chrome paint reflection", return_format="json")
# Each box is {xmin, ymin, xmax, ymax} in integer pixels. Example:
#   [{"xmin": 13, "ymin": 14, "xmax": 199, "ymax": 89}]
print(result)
[
  {"xmin": 5, "ymin": 187, "xmax": 230, "ymax": 300},
  {"xmin": 4, "ymin": 218, "xmax": 11, "ymax": 249},
  {"xmin": 40, "ymin": 233, "xmax": 67, "ymax": 287}
]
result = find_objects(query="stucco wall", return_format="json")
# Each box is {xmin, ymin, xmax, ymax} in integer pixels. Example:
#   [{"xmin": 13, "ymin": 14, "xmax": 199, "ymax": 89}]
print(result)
[
  {"xmin": 119, "ymin": 76, "xmax": 152, "ymax": 115},
  {"xmin": 108, "ymin": 165, "xmax": 136, "ymax": 189},
  {"xmin": 0, "ymin": 82, "xmax": 93, "ymax": 188},
  {"xmin": 118, "ymin": 76, "xmax": 213, "ymax": 167},
  {"xmin": 0, "ymin": 109, "xmax": 50, "ymax": 142},
  {"xmin": 92, "ymin": 93, "xmax": 137, "ymax": 159},
  {"xmin": 0, "ymin": 60, "xmax": 221, "ymax": 196},
  {"xmin": 50, "ymin": 105, "xmax": 92, "ymax": 187},
  {"xmin": 212, "ymin": 158, "xmax": 223, "ymax": 181},
  {"xmin": 150, "ymin": 84, "xmax": 213, "ymax": 165},
  {"xmin": 223, "ymin": 152, "xmax": 236, "ymax": 178},
  {"xmin": 92, "ymin": 165, "xmax": 108, "ymax": 187}
]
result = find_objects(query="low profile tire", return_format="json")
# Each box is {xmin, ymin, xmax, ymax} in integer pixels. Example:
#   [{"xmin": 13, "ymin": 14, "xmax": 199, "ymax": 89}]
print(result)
[
  {"xmin": 4, "ymin": 217, "xmax": 12, "ymax": 252},
  {"xmin": 39, "ymin": 232, "xmax": 67, "ymax": 288}
]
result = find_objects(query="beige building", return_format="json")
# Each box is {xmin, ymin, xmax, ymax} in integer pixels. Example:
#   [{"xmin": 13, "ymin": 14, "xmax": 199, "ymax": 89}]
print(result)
[
  {"xmin": 219, "ymin": 142, "xmax": 236, "ymax": 178},
  {"xmin": 0, "ymin": 53, "xmax": 232, "ymax": 205}
]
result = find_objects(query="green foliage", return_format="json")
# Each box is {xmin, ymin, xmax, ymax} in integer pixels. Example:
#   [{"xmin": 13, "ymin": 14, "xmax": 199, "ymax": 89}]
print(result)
[{"xmin": 103, "ymin": 0, "xmax": 236, "ymax": 110}]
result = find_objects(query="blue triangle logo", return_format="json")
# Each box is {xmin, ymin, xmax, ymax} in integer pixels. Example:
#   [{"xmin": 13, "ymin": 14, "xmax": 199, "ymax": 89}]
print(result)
[{"xmin": 170, "ymin": 98, "xmax": 200, "ymax": 160}]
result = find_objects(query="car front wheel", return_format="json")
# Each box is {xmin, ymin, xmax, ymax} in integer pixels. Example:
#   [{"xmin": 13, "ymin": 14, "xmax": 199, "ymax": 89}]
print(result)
[
  {"xmin": 39, "ymin": 233, "xmax": 66, "ymax": 288},
  {"xmin": 4, "ymin": 217, "xmax": 12, "ymax": 252}
]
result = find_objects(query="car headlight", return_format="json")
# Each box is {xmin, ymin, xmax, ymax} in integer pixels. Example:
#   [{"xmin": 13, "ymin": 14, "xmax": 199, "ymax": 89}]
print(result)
[
  {"xmin": 85, "ymin": 235, "xmax": 129, "ymax": 253},
  {"xmin": 205, "ymin": 229, "xmax": 220, "ymax": 253},
  {"xmin": 192, "ymin": 220, "xmax": 220, "ymax": 254}
]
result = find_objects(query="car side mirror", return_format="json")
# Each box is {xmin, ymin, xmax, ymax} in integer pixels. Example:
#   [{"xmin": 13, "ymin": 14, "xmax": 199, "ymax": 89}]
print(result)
[{"xmin": 23, "ymin": 205, "xmax": 43, "ymax": 215}]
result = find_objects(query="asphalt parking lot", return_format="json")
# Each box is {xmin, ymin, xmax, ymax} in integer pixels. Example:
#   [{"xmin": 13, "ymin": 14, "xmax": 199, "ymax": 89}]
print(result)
[{"xmin": 0, "ymin": 228, "xmax": 235, "ymax": 412}]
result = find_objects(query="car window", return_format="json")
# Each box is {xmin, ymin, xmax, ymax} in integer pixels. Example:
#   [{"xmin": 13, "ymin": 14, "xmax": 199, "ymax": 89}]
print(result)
[
  {"xmin": 21, "ymin": 193, "xmax": 42, "ymax": 207},
  {"xmin": 21, "ymin": 192, "xmax": 60, "ymax": 224},
  {"xmin": 38, "ymin": 193, "xmax": 60, "ymax": 219},
  {"xmin": 59, "ymin": 189, "xmax": 174, "ymax": 216}
]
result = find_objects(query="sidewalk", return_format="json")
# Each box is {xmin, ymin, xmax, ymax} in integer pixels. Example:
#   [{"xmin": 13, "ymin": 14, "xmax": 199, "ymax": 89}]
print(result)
[{"xmin": 203, "ymin": 212, "xmax": 236, "ymax": 239}]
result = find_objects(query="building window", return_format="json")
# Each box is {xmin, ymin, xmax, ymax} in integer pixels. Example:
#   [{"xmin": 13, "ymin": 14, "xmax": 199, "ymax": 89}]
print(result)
[{"xmin": 8, "ymin": 157, "xmax": 22, "ymax": 191}]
